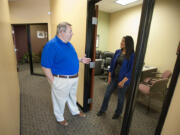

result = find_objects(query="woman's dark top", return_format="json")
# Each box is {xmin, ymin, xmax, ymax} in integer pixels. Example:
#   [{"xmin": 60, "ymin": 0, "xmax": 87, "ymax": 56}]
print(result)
[
  {"xmin": 114, "ymin": 53, "xmax": 125, "ymax": 78},
  {"xmin": 109, "ymin": 49, "xmax": 134, "ymax": 86}
]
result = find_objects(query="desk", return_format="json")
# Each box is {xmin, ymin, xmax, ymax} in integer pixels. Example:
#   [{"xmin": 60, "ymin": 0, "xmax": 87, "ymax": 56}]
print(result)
[
  {"xmin": 141, "ymin": 66, "xmax": 158, "ymax": 81},
  {"xmin": 142, "ymin": 66, "xmax": 157, "ymax": 72}
]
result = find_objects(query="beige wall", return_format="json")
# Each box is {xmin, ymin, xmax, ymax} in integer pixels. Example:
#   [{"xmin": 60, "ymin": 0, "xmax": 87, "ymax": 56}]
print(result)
[
  {"xmin": 145, "ymin": 0, "xmax": 180, "ymax": 72},
  {"xmin": 97, "ymin": 11, "xmax": 110, "ymax": 51},
  {"xmin": 0, "ymin": 0, "xmax": 20, "ymax": 135},
  {"xmin": 50, "ymin": 0, "xmax": 87, "ymax": 106},
  {"xmin": 108, "ymin": 5, "xmax": 141, "ymax": 52},
  {"xmin": 9, "ymin": 0, "xmax": 51, "ymax": 39},
  {"xmin": 108, "ymin": 0, "xmax": 180, "ymax": 73},
  {"xmin": 162, "ymin": 76, "xmax": 180, "ymax": 135}
]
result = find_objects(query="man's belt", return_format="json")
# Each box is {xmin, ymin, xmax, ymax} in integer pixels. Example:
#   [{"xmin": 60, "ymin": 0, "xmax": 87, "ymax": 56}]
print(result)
[{"xmin": 53, "ymin": 74, "xmax": 78, "ymax": 78}]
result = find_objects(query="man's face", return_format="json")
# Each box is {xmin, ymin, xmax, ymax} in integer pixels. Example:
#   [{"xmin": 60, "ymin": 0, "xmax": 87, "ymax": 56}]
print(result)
[{"xmin": 63, "ymin": 25, "xmax": 73, "ymax": 42}]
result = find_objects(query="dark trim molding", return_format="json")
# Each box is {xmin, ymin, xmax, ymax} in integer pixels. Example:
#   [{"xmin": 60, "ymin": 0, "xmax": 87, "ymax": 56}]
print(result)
[
  {"xmin": 26, "ymin": 23, "xmax": 48, "ymax": 76},
  {"xmin": 77, "ymin": 103, "xmax": 84, "ymax": 111},
  {"xmin": 120, "ymin": 0, "xmax": 155, "ymax": 134},
  {"xmin": 83, "ymin": 0, "xmax": 100, "ymax": 112},
  {"xmin": 155, "ymin": 53, "xmax": 180, "ymax": 135},
  {"xmin": 31, "ymin": 73, "xmax": 45, "ymax": 77},
  {"xmin": 26, "ymin": 24, "xmax": 33, "ymax": 75},
  {"xmin": 12, "ymin": 23, "xmax": 48, "ymax": 26}
]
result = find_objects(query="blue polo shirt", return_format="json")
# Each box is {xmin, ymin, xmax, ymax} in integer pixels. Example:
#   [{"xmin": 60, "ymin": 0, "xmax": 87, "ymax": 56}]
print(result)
[{"xmin": 41, "ymin": 36, "xmax": 79, "ymax": 75}]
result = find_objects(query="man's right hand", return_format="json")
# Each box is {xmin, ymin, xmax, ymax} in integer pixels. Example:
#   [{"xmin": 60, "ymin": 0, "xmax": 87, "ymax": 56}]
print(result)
[
  {"xmin": 48, "ymin": 78, "xmax": 54, "ymax": 85},
  {"xmin": 41, "ymin": 67, "xmax": 54, "ymax": 85}
]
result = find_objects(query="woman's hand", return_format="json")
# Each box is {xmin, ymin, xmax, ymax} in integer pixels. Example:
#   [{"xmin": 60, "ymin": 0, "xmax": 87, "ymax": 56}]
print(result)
[
  {"xmin": 118, "ymin": 81, "xmax": 125, "ymax": 88},
  {"xmin": 118, "ymin": 77, "xmax": 128, "ymax": 88}
]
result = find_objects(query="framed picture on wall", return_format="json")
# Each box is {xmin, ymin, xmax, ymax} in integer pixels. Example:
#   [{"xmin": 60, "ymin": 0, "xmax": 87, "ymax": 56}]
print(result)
[
  {"xmin": 96, "ymin": 35, "xmax": 99, "ymax": 48},
  {"xmin": 37, "ymin": 31, "xmax": 45, "ymax": 39}
]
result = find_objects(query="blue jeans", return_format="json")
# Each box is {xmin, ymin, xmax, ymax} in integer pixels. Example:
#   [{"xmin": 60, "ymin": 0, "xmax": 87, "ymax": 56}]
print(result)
[{"xmin": 100, "ymin": 78, "xmax": 128, "ymax": 115}]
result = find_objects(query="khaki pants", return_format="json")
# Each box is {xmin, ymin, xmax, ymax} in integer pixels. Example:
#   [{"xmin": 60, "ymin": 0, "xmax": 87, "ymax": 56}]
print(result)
[{"xmin": 51, "ymin": 77, "xmax": 80, "ymax": 122}]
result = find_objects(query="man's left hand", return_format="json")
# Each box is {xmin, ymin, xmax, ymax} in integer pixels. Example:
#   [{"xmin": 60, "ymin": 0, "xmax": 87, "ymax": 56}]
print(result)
[{"xmin": 80, "ymin": 56, "xmax": 91, "ymax": 64}]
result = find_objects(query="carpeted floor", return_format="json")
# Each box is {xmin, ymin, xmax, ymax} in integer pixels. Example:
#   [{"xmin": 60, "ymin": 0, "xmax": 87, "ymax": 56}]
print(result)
[{"xmin": 18, "ymin": 64, "xmax": 162, "ymax": 135}]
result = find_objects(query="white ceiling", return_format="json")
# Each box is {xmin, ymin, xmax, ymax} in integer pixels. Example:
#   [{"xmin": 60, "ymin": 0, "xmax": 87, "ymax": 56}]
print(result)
[{"xmin": 96, "ymin": 0, "xmax": 143, "ymax": 13}]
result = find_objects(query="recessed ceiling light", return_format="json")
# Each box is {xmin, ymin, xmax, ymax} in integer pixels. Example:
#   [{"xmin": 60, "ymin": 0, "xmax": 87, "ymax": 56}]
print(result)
[{"xmin": 115, "ymin": 0, "xmax": 139, "ymax": 5}]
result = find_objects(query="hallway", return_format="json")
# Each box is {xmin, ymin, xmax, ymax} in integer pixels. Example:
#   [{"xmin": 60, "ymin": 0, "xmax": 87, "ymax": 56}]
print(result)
[
  {"xmin": 19, "ymin": 64, "xmax": 161, "ymax": 135},
  {"xmin": 19, "ymin": 64, "xmax": 121, "ymax": 135}
]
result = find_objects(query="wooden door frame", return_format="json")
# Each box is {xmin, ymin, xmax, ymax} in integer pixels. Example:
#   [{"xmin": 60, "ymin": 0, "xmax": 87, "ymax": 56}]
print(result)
[{"xmin": 82, "ymin": 0, "xmax": 100, "ymax": 112}]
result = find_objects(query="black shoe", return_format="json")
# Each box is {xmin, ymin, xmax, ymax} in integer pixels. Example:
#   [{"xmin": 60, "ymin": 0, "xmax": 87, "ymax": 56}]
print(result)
[
  {"xmin": 97, "ymin": 111, "xmax": 105, "ymax": 116},
  {"xmin": 112, "ymin": 114, "xmax": 120, "ymax": 119}
]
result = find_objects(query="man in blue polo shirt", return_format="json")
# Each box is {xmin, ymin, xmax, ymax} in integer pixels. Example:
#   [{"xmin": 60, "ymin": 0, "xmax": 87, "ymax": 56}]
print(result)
[{"xmin": 41, "ymin": 22, "xmax": 91, "ymax": 126}]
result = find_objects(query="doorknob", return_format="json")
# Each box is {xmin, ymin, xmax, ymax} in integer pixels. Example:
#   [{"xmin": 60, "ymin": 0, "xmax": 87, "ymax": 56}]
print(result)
[{"xmin": 14, "ymin": 48, "xmax": 18, "ymax": 52}]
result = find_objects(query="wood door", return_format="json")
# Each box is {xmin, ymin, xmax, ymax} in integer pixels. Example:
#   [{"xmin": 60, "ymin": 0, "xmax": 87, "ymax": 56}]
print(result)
[{"xmin": 13, "ymin": 25, "xmax": 28, "ymax": 63}]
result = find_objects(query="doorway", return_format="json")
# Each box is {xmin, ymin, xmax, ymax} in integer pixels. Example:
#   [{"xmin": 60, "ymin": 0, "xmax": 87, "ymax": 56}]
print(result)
[
  {"xmin": 12, "ymin": 23, "xmax": 48, "ymax": 76},
  {"xmin": 84, "ymin": 0, "xmax": 180, "ymax": 135}
]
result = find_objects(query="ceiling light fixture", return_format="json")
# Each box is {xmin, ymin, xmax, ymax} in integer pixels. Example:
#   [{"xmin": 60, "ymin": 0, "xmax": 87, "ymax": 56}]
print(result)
[{"xmin": 115, "ymin": 0, "xmax": 139, "ymax": 5}]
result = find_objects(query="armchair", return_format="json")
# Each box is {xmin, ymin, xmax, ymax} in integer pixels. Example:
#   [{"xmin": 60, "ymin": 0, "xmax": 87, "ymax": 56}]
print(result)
[{"xmin": 138, "ymin": 70, "xmax": 172, "ymax": 111}]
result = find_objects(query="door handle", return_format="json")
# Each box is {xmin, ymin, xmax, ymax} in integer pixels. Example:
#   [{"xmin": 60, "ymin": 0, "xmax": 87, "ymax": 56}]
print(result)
[
  {"xmin": 89, "ymin": 62, "xmax": 95, "ymax": 69},
  {"xmin": 14, "ymin": 48, "xmax": 18, "ymax": 52}
]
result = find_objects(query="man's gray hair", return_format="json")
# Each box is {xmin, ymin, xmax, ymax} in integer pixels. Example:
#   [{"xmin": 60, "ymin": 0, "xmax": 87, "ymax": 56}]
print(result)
[{"xmin": 56, "ymin": 22, "xmax": 72, "ymax": 35}]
